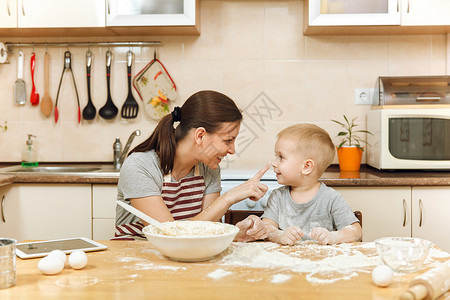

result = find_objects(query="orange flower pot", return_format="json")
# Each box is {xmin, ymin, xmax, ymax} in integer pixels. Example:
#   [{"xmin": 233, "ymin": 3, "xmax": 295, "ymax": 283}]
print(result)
[{"xmin": 336, "ymin": 146, "xmax": 363, "ymax": 172}]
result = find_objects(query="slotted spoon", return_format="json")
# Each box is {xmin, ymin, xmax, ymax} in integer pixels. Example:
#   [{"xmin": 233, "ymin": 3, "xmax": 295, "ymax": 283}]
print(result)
[{"xmin": 120, "ymin": 50, "xmax": 139, "ymax": 119}]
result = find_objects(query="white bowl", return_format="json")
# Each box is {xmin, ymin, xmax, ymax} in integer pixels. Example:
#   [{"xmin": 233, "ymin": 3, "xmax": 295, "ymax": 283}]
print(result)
[
  {"xmin": 143, "ymin": 221, "xmax": 239, "ymax": 262},
  {"xmin": 375, "ymin": 237, "xmax": 431, "ymax": 273}
]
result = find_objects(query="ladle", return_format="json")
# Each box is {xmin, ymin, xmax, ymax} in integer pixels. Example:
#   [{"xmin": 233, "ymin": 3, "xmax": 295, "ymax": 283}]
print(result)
[
  {"xmin": 116, "ymin": 201, "xmax": 172, "ymax": 235},
  {"xmin": 82, "ymin": 50, "xmax": 96, "ymax": 120},
  {"xmin": 99, "ymin": 50, "xmax": 118, "ymax": 119}
]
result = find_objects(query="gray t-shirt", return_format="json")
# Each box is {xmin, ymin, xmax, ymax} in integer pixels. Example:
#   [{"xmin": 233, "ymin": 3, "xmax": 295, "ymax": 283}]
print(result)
[
  {"xmin": 261, "ymin": 183, "xmax": 358, "ymax": 239},
  {"xmin": 115, "ymin": 150, "xmax": 222, "ymax": 226}
]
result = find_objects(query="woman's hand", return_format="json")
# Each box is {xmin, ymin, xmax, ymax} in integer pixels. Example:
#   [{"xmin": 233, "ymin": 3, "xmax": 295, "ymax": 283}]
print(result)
[
  {"xmin": 234, "ymin": 215, "xmax": 268, "ymax": 242},
  {"xmin": 223, "ymin": 163, "xmax": 271, "ymax": 205}
]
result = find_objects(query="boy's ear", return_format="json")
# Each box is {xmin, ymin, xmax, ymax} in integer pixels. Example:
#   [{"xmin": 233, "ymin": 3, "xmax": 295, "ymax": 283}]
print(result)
[{"xmin": 302, "ymin": 159, "xmax": 314, "ymax": 175}]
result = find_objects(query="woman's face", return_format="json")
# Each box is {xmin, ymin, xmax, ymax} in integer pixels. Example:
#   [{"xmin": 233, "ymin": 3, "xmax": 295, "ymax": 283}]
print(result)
[{"xmin": 200, "ymin": 122, "xmax": 241, "ymax": 169}]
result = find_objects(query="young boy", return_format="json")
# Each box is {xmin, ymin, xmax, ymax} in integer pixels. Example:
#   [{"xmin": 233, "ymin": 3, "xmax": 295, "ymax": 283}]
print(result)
[{"xmin": 262, "ymin": 123, "xmax": 362, "ymax": 245}]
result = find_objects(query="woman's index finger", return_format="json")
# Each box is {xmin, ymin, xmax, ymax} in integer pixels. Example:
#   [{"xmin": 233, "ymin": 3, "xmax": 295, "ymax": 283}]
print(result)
[{"xmin": 251, "ymin": 162, "xmax": 271, "ymax": 181}]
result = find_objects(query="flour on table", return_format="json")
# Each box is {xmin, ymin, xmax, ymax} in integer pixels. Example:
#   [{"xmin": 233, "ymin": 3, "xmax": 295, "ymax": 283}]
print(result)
[
  {"xmin": 218, "ymin": 242, "xmax": 380, "ymax": 284},
  {"xmin": 271, "ymin": 274, "xmax": 291, "ymax": 283},
  {"xmin": 207, "ymin": 269, "xmax": 232, "ymax": 279},
  {"xmin": 124, "ymin": 261, "xmax": 186, "ymax": 271},
  {"xmin": 217, "ymin": 241, "xmax": 450, "ymax": 284}
]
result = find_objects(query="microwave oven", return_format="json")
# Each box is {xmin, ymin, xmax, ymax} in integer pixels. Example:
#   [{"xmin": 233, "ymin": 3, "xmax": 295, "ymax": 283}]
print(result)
[{"xmin": 367, "ymin": 108, "xmax": 450, "ymax": 170}]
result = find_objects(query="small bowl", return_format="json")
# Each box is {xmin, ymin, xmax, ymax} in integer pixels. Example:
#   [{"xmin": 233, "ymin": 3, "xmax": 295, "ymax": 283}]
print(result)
[
  {"xmin": 375, "ymin": 237, "xmax": 431, "ymax": 273},
  {"xmin": 143, "ymin": 221, "xmax": 239, "ymax": 262}
]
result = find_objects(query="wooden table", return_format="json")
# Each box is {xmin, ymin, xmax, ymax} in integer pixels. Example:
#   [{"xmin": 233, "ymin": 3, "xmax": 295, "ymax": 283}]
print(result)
[{"xmin": 1, "ymin": 241, "xmax": 449, "ymax": 300}]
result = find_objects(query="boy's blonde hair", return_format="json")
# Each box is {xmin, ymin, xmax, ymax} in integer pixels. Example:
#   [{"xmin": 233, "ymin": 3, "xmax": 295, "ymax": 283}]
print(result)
[{"xmin": 277, "ymin": 123, "xmax": 335, "ymax": 176}]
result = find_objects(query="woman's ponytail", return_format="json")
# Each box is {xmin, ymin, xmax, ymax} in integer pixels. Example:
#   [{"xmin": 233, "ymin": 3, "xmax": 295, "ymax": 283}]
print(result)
[{"xmin": 129, "ymin": 112, "xmax": 177, "ymax": 175}]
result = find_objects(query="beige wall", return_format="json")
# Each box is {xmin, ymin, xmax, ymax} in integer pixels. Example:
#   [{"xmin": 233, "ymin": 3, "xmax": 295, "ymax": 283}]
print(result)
[{"xmin": 0, "ymin": 0, "xmax": 447, "ymax": 170}]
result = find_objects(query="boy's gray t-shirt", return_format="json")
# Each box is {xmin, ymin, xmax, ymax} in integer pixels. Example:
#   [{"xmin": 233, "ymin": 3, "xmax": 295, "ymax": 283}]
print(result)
[
  {"xmin": 116, "ymin": 150, "xmax": 222, "ymax": 226},
  {"xmin": 261, "ymin": 183, "xmax": 358, "ymax": 239}
]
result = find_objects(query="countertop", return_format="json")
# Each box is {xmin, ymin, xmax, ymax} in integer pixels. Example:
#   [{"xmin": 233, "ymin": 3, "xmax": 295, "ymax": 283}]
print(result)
[
  {"xmin": 1, "ymin": 240, "xmax": 449, "ymax": 300},
  {"xmin": 1, "ymin": 163, "xmax": 450, "ymax": 186}
]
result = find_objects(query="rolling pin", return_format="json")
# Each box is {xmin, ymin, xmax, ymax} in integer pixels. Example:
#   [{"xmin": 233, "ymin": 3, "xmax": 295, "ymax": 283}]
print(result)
[{"xmin": 400, "ymin": 260, "xmax": 450, "ymax": 300}]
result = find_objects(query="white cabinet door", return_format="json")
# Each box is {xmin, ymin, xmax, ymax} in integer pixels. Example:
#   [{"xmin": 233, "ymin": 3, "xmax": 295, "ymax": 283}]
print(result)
[
  {"xmin": 107, "ymin": 0, "xmax": 196, "ymax": 26},
  {"xmin": 334, "ymin": 187, "xmax": 411, "ymax": 242},
  {"xmin": 0, "ymin": 184, "xmax": 91, "ymax": 241},
  {"xmin": 412, "ymin": 186, "xmax": 450, "ymax": 253},
  {"xmin": 401, "ymin": 0, "xmax": 450, "ymax": 26},
  {"xmin": 92, "ymin": 184, "xmax": 117, "ymax": 240},
  {"xmin": 17, "ymin": 0, "xmax": 105, "ymax": 28},
  {"xmin": 0, "ymin": 0, "xmax": 17, "ymax": 27},
  {"xmin": 308, "ymin": 0, "xmax": 400, "ymax": 26}
]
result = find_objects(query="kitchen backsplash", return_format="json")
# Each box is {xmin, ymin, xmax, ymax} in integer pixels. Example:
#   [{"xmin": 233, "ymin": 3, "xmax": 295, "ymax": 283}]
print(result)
[{"xmin": 0, "ymin": 0, "xmax": 448, "ymax": 170}]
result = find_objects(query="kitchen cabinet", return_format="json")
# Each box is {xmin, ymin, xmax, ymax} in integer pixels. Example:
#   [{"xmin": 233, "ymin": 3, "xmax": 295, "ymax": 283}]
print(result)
[
  {"xmin": 0, "ymin": 0, "xmax": 199, "ymax": 36},
  {"xmin": 92, "ymin": 184, "xmax": 117, "ymax": 240},
  {"xmin": 0, "ymin": 184, "xmax": 91, "ymax": 241},
  {"xmin": 304, "ymin": 0, "xmax": 450, "ymax": 35},
  {"xmin": 0, "ymin": 0, "xmax": 17, "ymax": 28},
  {"xmin": 401, "ymin": 0, "xmax": 450, "ymax": 26},
  {"xmin": 0, "ymin": 0, "xmax": 105, "ymax": 28},
  {"xmin": 411, "ymin": 186, "xmax": 450, "ymax": 253},
  {"xmin": 307, "ymin": 0, "xmax": 400, "ymax": 26},
  {"xmin": 107, "ymin": 0, "xmax": 200, "ymax": 35},
  {"xmin": 334, "ymin": 187, "xmax": 411, "ymax": 242},
  {"xmin": 335, "ymin": 186, "xmax": 450, "ymax": 253}
]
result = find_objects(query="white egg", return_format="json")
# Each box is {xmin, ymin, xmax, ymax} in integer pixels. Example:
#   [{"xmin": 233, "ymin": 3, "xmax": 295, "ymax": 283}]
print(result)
[
  {"xmin": 68, "ymin": 250, "xmax": 88, "ymax": 270},
  {"xmin": 38, "ymin": 256, "xmax": 65, "ymax": 275},
  {"xmin": 372, "ymin": 265, "xmax": 393, "ymax": 287},
  {"xmin": 48, "ymin": 249, "xmax": 67, "ymax": 263}
]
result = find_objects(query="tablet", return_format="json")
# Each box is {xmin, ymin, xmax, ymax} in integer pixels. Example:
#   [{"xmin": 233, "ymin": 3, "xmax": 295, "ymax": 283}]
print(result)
[{"xmin": 16, "ymin": 237, "xmax": 108, "ymax": 259}]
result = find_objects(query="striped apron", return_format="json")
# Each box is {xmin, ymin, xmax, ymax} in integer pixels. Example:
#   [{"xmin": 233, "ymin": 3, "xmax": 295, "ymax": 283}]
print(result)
[{"xmin": 113, "ymin": 166, "xmax": 205, "ymax": 240}]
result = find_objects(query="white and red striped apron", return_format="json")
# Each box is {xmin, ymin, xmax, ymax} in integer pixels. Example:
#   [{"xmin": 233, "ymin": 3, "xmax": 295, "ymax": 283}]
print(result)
[{"xmin": 113, "ymin": 166, "xmax": 205, "ymax": 240}]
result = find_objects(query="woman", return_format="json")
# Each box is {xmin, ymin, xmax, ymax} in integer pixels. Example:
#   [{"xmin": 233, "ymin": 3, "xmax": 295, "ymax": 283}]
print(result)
[{"xmin": 115, "ymin": 90, "xmax": 269, "ymax": 241}]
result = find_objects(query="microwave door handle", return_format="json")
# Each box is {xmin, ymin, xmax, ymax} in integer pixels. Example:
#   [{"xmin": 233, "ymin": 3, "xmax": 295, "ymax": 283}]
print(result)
[{"xmin": 416, "ymin": 96, "xmax": 441, "ymax": 102}]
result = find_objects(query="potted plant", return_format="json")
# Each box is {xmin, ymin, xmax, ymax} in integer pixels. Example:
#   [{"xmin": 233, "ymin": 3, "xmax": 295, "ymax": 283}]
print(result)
[{"xmin": 331, "ymin": 115, "xmax": 371, "ymax": 172}]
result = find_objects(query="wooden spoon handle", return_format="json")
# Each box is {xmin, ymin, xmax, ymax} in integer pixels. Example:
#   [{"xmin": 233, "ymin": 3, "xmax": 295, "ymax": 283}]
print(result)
[{"xmin": 44, "ymin": 52, "xmax": 49, "ymax": 93}]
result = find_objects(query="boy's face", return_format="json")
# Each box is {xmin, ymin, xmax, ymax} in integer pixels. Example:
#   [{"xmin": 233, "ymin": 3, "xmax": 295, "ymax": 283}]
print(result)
[{"xmin": 272, "ymin": 137, "xmax": 305, "ymax": 186}]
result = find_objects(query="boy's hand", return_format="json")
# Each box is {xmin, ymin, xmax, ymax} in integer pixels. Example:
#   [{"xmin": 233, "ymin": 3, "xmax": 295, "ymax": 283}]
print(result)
[
  {"xmin": 234, "ymin": 215, "xmax": 267, "ymax": 242},
  {"xmin": 310, "ymin": 227, "xmax": 337, "ymax": 245},
  {"xmin": 280, "ymin": 226, "xmax": 303, "ymax": 245}
]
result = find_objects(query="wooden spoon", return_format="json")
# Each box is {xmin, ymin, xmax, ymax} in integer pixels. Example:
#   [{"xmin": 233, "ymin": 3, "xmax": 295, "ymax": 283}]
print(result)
[{"xmin": 40, "ymin": 52, "xmax": 53, "ymax": 117}]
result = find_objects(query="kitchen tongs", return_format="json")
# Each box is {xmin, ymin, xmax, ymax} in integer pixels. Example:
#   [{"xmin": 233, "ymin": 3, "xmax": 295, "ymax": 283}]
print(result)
[{"xmin": 54, "ymin": 51, "xmax": 81, "ymax": 124}]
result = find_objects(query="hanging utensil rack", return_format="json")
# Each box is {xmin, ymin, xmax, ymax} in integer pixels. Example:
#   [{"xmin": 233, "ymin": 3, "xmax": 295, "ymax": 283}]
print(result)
[{"xmin": 5, "ymin": 41, "xmax": 161, "ymax": 52}]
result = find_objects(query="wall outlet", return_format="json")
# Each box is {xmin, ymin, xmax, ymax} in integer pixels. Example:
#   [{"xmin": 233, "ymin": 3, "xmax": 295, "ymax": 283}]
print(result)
[{"xmin": 355, "ymin": 88, "xmax": 374, "ymax": 105}]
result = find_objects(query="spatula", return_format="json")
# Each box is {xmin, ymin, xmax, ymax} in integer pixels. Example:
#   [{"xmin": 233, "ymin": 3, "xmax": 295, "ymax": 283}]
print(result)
[
  {"xmin": 40, "ymin": 52, "xmax": 53, "ymax": 117},
  {"xmin": 14, "ymin": 51, "xmax": 26, "ymax": 105},
  {"xmin": 116, "ymin": 200, "xmax": 172, "ymax": 235},
  {"xmin": 120, "ymin": 50, "xmax": 139, "ymax": 119},
  {"xmin": 30, "ymin": 52, "xmax": 40, "ymax": 106}
]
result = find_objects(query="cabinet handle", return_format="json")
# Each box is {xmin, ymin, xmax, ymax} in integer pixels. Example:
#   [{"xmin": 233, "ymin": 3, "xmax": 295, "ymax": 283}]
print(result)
[
  {"xmin": 21, "ymin": 0, "xmax": 25, "ymax": 16},
  {"xmin": 7, "ymin": 0, "xmax": 11, "ymax": 16},
  {"xmin": 402, "ymin": 198, "xmax": 407, "ymax": 227},
  {"xmin": 107, "ymin": 0, "xmax": 110, "ymax": 15},
  {"xmin": 1, "ymin": 195, "xmax": 5, "ymax": 223},
  {"xmin": 419, "ymin": 199, "xmax": 423, "ymax": 227},
  {"xmin": 407, "ymin": 0, "xmax": 410, "ymax": 13},
  {"xmin": 397, "ymin": 0, "xmax": 399, "ymax": 12}
]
